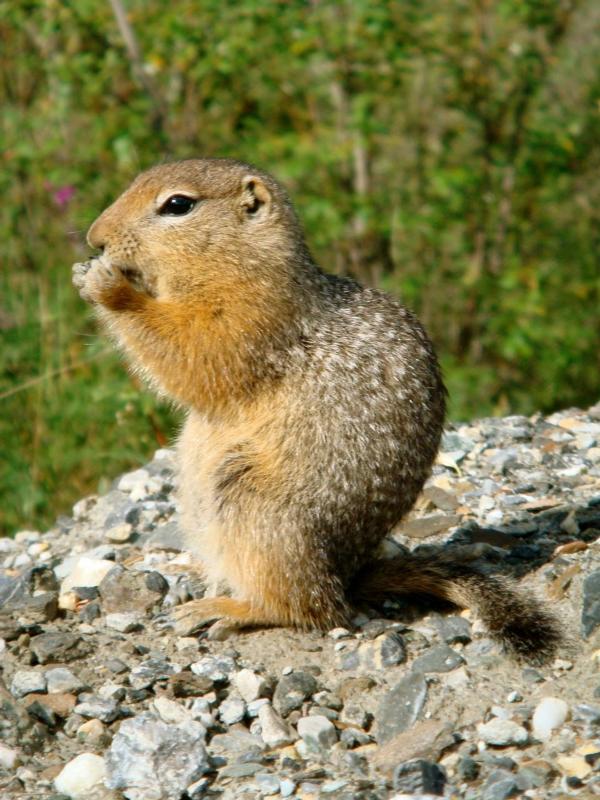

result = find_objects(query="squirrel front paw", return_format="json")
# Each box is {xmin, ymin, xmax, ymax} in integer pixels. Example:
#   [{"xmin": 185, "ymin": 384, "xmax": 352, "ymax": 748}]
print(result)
[{"xmin": 72, "ymin": 257, "xmax": 124, "ymax": 305}]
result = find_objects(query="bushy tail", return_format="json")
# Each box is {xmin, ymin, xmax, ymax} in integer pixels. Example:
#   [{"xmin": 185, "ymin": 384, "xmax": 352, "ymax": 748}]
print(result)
[{"xmin": 353, "ymin": 553, "xmax": 563, "ymax": 664}]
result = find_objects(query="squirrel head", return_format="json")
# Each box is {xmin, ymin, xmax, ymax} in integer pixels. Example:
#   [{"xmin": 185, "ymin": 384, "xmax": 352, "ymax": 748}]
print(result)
[{"xmin": 86, "ymin": 159, "xmax": 311, "ymax": 301}]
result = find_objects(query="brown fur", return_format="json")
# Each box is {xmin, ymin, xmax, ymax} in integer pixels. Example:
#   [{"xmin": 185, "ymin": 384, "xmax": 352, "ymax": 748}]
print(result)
[{"xmin": 73, "ymin": 158, "xmax": 562, "ymax": 662}]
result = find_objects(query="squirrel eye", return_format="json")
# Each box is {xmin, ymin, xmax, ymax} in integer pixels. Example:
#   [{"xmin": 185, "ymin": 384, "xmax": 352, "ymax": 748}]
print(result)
[{"xmin": 158, "ymin": 195, "xmax": 196, "ymax": 216}]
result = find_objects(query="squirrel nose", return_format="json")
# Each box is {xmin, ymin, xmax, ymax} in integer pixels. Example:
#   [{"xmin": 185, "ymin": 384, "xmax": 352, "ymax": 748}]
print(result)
[{"xmin": 87, "ymin": 217, "xmax": 106, "ymax": 250}]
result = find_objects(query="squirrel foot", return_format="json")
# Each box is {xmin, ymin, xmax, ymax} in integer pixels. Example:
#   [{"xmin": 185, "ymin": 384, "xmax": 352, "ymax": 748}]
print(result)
[{"xmin": 168, "ymin": 596, "xmax": 276, "ymax": 639}]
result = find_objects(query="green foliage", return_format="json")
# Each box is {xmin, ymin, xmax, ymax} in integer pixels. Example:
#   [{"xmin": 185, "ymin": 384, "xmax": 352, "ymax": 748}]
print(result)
[{"xmin": 1, "ymin": 0, "xmax": 599, "ymax": 535}]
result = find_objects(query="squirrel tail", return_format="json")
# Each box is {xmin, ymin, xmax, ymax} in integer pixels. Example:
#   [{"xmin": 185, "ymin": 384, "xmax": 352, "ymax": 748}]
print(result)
[{"xmin": 353, "ymin": 552, "xmax": 563, "ymax": 664}]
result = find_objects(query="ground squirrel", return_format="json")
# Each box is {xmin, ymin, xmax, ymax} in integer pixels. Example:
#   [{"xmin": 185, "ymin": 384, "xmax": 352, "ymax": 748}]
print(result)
[{"xmin": 73, "ymin": 158, "xmax": 561, "ymax": 661}]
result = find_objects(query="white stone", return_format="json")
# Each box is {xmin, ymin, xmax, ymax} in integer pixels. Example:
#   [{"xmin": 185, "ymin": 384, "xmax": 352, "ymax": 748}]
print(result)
[
  {"xmin": 45, "ymin": 667, "xmax": 85, "ymax": 694},
  {"xmin": 478, "ymin": 718, "xmax": 528, "ymax": 746},
  {"xmin": 105, "ymin": 612, "xmax": 140, "ymax": 632},
  {"xmin": 444, "ymin": 666, "xmax": 470, "ymax": 690},
  {"xmin": 106, "ymin": 523, "xmax": 132, "ymax": 543},
  {"xmin": 77, "ymin": 719, "xmax": 106, "ymax": 744},
  {"xmin": 28, "ymin": 541, "xmax": 49, "ymax": 557},
  {"xmin": 117, "ymin": 468, "xmax": 151, "ymax": 493},
  {"xmin": 532, "ymin": 697, "xmax": 569, "ymax": 741},
  {"xmin": 59, "ymin": 556, "xmax": 116, "ymax": 600},
  {"xmin": 328, "ymin": 627, "xmax": 352, "ymax": 640},
  {"xmin": 98, "ymin": 683, "xmax": 126, "ymax": 701},
  {"xmin": 105, "ymin": 713, "xmax": 209, "ymax": 800},
  {"xmin": 54, "ymin": 752, "xmax": 106, "ymax": 799},
  {"xmin": 191, "ymin": 655, "xmax": 236, "ymax": 682},
  {"xmin": 10, "ymin": 670, "xmax": 46, "ymax": 698},
  {"xmin": 153, "ymin": 696, "xmax": 190, "ymax": 725},
  {"xmin": 219, "ymin": 696, "xmax": 246, "ymax": 725},
  {"xmin": 14, "ymin": 530, "xmax": 40, "ymax": 544},
  {"xmin": 297, "ymin": 714, "xmax": 338, "ymax": 751},
  {"xmin": 13, "ymin": 553, "xmax": 32, "ymax": 568},
  {"xmin": 0, "ymin": 743, "xmax": 19, "ymax": 770},
  {"xmin": 280, "ymin": 778, "xmax": 296, "ymax": 797},
  {"xmin": 234, "ymin": 668, "xmax": 268, "ymax": 702},
  {"xmin": 0, "ymin": 537, "xmax": 18, "ymax": 552},
  {"xmin": 258, "ymin": 703, "xmax": 295, "ymax": 748},
  {"xmin": 247, "ymin": 698, "xmax": 270, "ymax": 717}
]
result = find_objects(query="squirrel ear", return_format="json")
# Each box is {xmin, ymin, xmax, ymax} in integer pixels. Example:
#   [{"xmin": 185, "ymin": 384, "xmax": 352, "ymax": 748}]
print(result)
[{"xmin": 240, "ymin": 175, "xmax": 271, "ymax": 219}]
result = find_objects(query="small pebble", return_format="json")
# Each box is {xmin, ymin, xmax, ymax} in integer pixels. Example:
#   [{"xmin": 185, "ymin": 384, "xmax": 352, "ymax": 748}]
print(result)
[
  {"xmin": 532, "ymin": 696, "xmax": 569, "ymax": 741},
  {"xmin": 297, "ymin": 714, "xmax": 338, "ymax": 752},
  {"xmin": 54, "ymin": 752, "xmax": 106, "ymax": 799},
  {"xmin": 10, "ymin": 670, "xmax": 47, "ymax": 698},
  {"xmin": 478, "ymin": 718, "xmax": 528, "ymax": 747}
]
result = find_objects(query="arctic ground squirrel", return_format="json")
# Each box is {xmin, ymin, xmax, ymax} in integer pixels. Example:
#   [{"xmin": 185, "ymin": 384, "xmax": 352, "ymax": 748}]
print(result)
[{"xmin": 73, "ymin": 158, "xmax": 562, "ymax": 661}]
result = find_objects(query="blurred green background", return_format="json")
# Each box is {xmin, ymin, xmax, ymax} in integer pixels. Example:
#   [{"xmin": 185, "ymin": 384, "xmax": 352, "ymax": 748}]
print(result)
[{"xmin": 1, "ymin": 0, "xmax": 599, "ymax": 536}]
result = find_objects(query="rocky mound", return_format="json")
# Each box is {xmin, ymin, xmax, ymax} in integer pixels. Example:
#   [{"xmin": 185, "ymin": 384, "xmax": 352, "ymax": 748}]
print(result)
[{"xmin": 1, "ymin": 405, "xmax": 599, "ymax": 800}]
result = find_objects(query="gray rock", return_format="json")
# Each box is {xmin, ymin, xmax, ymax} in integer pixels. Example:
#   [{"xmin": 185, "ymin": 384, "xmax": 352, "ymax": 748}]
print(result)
[
  {"xmin": 258, "ymin": 703, "xmax": 295, "ymax": 747},
  {"xmin": 90, "ymin": 489, "xmax": 141, "ymax": 530},
  {"xmin": 45, "ymin": 666, "xmax": 85, "ymax": 697},
  {"xmin": 234, "ymin": 668, "xmax": 269, "ymax": 702},
  {"xmin": 280, "ymin": 778, "xmax": 296, "ymax": 797},
  {"xmin": 74, "ymin": 693, "xmax": 120, "ymax": 723},
  {"xmin": 220, "ymin": 763, "xmax": 263, "ymax": 778},
  {"xmin": 374, "ymin": 630, "xmax": 407, "ymax": 668},
  {"xmin": 412, "ymin": 644, "xmax": 465, "ymax": 674},
  {"xmin": 117, "ymin": 469, "xmax": 152, "ymax": 495},
  {"xmin": 572, "ymin": 703, "xmax": 600, "ymax": 725},
  {"xmin": 340, "ymin": 704, "xmax": 369, "ymax": 729},
  {"xmin": 482, "ymin": 769, "xmax": 522, "ymax": 800},
  {"xmin": 0, "ymin": 566, "xmax": 58, "ymax": 632},
  {"xmin": 105, "ymin": 712, "xmax": 209, "ymax": 800},
  {"xmin": 339, "ymin": 727, "xmax": 371, "ymax": 748},
  {"xmin": 190, "ymin": 655, "xmax": 237, "ymax": 683},
  {"xmin": 129, "ymin": 658, "xmax": 182, "ymax": 690},
  {"xmin": 582, "ymin": 570, "xmax": 600, "ymax": 638},
  {"xmin": 377, "ymin": 672, "xmax": 427, "ymax": 743},
  {"xmin": 105, "ymin": 611, "xmax": 142, "ymax": 632},
  {"xmin": 105, "ymin": 658, "xmax": 129, "ymax": 675},
  {"xmin": 145, "ymin": 571, "xmax": 169, "ymax": 595},
  {"xmin": 30, "ymin": 632, "xmax": 86, "ymax": 664},
  {"xmin": 432, "ymin": 615, "xmax": 472, "ymax": 644},
  {"xmin": 442, "ymin": 432, "xmax": 475, "ymax": 452},
  {"xmin": 273, "ymin": 671, "xmax": 317, "ymax": 716},
  {"xmin": 209, "ymin": 729, "xmax": 266, "ymax": 757},
  {"xmin": 0, "ymin": 677, "xmax": 43, "ymax": 750},
  {"xmin": 105, "ymin": 522, "xmax": 133, "ymax": 543},
  {"xmin": 144, "ymin": 522, "xmax": 184, "ymax": 551},
  {"xmin": 247, "ymin": 698, "xmax": 270, "ymax": 717},
  {"xmin": 392, "ymin": 759, "xmax": 446, "ymax": 795},
  {"xmin": 478, "ymin": 719, "xmax": 528, "ymax": 746},
  {"xmin": 10, "ymin": 670, "xmax": 47, "ymax": 698},
  {"xmin": 297, "ymin": 714, "xmax": 338, "ymax": 752},
  {"xmin": 99, "ymin": 565, "xmax": 167, "ymax": 615},
  {"xmin": 255, "ymin": 773, "xmax": 280, "ymax": 795},
  {"xmin": 0, "ymin": 565, "xmax": 57, "ymax": 607},
  {"xmin": 457, "ymin": 756, "xmax": 480, "ymax": 781},
  {"xmin": 219, "ymin": 696, "xmax": 246, "ymax": 725}
]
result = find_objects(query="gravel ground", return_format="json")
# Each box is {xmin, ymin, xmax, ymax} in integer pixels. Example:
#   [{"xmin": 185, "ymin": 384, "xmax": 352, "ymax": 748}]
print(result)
[{"xmin": 1, "ymin": 404, "xmax": 600, "ymax": 800}]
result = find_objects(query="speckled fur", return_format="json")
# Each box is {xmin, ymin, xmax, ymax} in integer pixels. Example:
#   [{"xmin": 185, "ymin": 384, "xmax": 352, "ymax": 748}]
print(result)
[{"xmin": 73, "ymin": 158, "xmax": 561, "ymax": 660}]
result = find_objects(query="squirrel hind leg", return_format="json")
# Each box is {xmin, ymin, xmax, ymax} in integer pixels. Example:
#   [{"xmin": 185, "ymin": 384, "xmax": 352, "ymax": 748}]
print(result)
[{"xmin": 167, "ymin": 572, "xmax": 353, "ymax": 638}]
